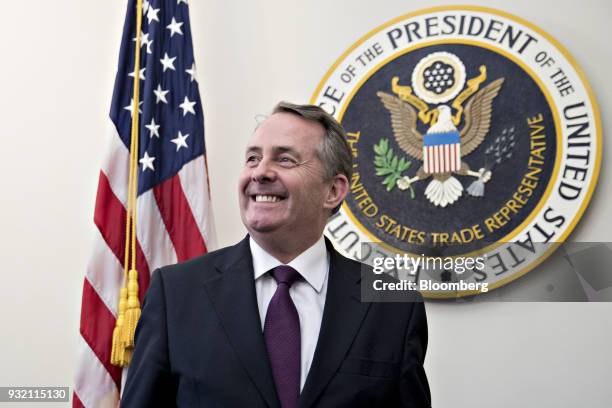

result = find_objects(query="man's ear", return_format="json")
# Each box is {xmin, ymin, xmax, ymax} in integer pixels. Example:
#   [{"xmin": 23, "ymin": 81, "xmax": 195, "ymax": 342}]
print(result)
[{"xmin": 323, "ymin": 174, "xmax": 349, "ymax": 211}]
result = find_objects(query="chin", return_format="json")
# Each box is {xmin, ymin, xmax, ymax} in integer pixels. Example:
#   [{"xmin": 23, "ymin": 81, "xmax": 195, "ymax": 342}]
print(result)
[
  {"xmin": 248, "ymin": 224, "xmax": 277, "ymax": 233},
  {"xmin": 245, "ymin": 217, "xmax": 282, "ymax": 234}
]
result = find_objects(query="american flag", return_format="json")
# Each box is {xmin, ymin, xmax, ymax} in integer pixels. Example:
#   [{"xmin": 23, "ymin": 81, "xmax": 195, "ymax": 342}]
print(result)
[
  {"xmin": 423, "ymin": 131, "xmax": 461, "ymax": 174},
  {"xmin": 73, "ymin": 0, "xmax": 217, "ymax": 406}
]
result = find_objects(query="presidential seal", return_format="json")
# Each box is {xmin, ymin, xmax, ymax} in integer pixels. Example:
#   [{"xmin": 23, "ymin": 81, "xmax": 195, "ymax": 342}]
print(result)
[{"xmin": 312, "ymin": 6, "xmax": 601, "ymax": 298}]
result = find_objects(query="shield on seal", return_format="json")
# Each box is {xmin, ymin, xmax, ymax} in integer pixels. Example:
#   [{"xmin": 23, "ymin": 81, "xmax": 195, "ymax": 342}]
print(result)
[{"xmin": 423, "ymin": 130, "xmax": 461, "ymax": 174}]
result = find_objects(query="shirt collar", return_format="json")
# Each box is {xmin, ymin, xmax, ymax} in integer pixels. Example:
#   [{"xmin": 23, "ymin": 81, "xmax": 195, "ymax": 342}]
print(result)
[{"xmin": 250, "ymin": 235, "xmax": 328, "ymax": 293}]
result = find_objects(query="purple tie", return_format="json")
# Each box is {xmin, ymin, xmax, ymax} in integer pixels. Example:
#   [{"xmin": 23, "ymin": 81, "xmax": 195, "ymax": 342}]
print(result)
[{"xmin": 264, "ymin": 265, "xmax": 301, "ymax": 408}]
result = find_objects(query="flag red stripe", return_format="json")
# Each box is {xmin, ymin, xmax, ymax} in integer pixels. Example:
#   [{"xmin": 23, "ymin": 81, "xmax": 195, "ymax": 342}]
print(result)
[
  {"xmin": 72, "ymin": 392, "xmax": 85, "ymax": 408},
  {"xmin": 153, "ymin": 174, "xmax": 208, "ymax": 262},
  {"xmin": 94, "ymin": 171, "xmax": 151, "ymax": 300},
  {"xmin": 79, "ymin": 279, "xmax": 123, "ymax": 390}
]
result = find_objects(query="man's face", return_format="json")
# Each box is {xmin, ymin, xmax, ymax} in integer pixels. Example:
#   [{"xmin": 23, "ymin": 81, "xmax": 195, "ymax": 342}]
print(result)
[{"xmin": 239, "ymin": 112, "xmax": 331, "ymax": 239}]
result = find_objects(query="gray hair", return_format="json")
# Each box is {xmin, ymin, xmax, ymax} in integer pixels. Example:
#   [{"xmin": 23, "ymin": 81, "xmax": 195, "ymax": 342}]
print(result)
[{"xmin": 272, "ymin": 101, "xmax": 353, "ymax": 214}]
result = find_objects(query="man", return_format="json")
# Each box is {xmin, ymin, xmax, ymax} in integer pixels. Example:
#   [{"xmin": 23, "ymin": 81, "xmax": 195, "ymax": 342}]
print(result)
[{"xmin": 121, "ymin": 102, "xmax": 431, "ymax": 407}]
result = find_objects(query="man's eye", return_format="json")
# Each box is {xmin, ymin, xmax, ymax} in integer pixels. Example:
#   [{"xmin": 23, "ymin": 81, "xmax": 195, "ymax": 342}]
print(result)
[
  {"xmin": 278, "ymin": 156, "xmax": 297, "ymax": 166},
  {"xmin": 246, "ymin": 155, "xmax": 260, "ymax": 165}
]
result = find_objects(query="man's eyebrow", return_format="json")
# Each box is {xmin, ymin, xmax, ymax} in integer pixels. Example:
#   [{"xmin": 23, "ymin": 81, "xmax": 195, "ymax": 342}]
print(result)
[
  {"xmin": 244, "ymin": 146, "xmax": 302, "ymax": 158},
  {"xmin": 245, "ymin": 146, "xmax": 262, "ymax": 155},
  {"xmin": 273, "ymin": 146, "xmax": 301, "ymax": 157}
]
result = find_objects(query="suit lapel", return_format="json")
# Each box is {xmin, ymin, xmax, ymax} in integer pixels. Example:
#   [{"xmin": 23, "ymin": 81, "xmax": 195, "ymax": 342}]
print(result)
[
  {"xmin": 203, "ymin": 237, "xmax": 280, "ymax": 408},
  {"xmin": 299, "ymin": 240, "xmax": 371, "ymax": 407}
]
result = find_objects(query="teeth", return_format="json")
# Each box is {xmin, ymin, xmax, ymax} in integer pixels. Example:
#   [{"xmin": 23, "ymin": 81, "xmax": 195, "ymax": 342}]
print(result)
[{"xmin": 255, "ymin": 195, "xmax": 281, "ymax": 202}]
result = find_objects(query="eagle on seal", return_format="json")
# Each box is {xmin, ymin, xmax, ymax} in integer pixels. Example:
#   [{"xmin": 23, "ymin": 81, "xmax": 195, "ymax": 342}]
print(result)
[{"xmin": 377, "ymin": 77, "xmax": 504, "ymax": 207}]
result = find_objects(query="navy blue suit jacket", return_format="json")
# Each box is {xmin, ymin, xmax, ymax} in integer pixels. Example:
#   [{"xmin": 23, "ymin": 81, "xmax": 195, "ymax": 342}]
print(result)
[{"xmin": 121, "ymin": 236, "xmax": 431, "ymax": 407}]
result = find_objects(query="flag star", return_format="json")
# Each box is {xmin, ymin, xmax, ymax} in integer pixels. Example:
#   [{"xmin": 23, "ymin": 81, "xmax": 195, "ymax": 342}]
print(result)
[
  {"xmin": 145, "ymin": 40, "xmax": 153, "ymax": 54},
  {"xmin": 145, "ymin": 118, "xmax": 160, "ymax": 138},
  {"xmin": 179, "ymin": 96, "xmax": 196, "ymax": 116},
  {"xmin": 128, "ymin": 67, "xmax": 146, "ymax": 81},
  {"xmin": 185, "ymin": 63, "xmax": 197, "ymax": 82},
  {"xmin": 166, "ymin": 17, "xmax": 184, "ymax": 37},
  {"xmin": 143, "ymin": 0, "xmax": 150, "ymax": 13},
  {"xmin": 133, "ymin": 31, "xmax": 153, "ymax": 54},
  {"xmin": 139, "ymin": 152, "xmax": 156, "ymax": 171},
  {"xmin": 177, "ymin": 0, "xmax": 189, "ymax": 5},
  {"xmin": 123, "ymin": 98, "xmax": 143, "ymax": 116},
  {"xmin": 153, "ymin": 84, "xmax": 169, "ymax": 104},
  {"xmin": 160, "ymin": 52, "xmax": 176, "ymax": 72},
  {"xmin": 171, "ymin": 131, "xmax": 189, "ymax": 151},
  {"xmin": 134, "ymin": 31, "xmax": 150, "ymax": 46},
  {"xmin": 146, "ymin": 7, "xmax": 160, "ymax": 24}
]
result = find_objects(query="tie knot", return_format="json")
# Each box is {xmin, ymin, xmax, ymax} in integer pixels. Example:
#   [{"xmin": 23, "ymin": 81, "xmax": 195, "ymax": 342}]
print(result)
[{"xmin": 271, "ymin": 265, "xmax": 301, "ymax": 287}]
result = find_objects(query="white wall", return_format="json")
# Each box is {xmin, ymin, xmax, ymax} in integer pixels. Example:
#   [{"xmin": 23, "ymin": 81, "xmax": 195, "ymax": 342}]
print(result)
[{"xmin": 0, "ymin": 0, "xmax": 610, "ymax": 406}]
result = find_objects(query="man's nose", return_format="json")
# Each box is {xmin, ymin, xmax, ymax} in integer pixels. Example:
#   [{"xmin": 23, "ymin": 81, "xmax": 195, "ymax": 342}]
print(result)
[{"xmin": 251, "ymin": 158, "xmax": 277, "ymax": 183}]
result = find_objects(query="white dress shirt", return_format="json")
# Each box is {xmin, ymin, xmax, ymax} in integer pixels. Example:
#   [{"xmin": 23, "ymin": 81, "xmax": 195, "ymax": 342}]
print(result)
[{"xmin": 250, "ymin": 235, "xmax": 329, "ymax": 391}]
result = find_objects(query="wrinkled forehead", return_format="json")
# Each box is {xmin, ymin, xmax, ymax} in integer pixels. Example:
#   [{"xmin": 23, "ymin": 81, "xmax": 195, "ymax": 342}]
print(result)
[{"xmin": 246, "ymin": 112, "xmax": 324, "ymax": 154}]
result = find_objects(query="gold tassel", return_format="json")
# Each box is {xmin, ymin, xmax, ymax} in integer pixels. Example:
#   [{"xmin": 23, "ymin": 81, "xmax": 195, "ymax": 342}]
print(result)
[
  {"xmin": 123, "ymin": 347, "xmax": 133, "ymax": 364},
  {"xmin": 111, "ymin": 287, "xmax": 129, "ymax": 366},
  {"xmin": 122, "ymin": 268, "xmax": 141, "ymax": 348}
]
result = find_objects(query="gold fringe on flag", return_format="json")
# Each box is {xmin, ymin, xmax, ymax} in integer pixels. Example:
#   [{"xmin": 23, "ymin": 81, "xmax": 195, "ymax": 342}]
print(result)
[{"xmin": 111, "ymin": 0, "xmax": 144, "ymax": 368}]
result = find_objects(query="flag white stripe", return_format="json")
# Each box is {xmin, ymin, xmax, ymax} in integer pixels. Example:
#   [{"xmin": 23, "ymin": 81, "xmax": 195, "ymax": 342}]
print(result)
[
  {"xmin": 430, "ymin": 147, "xmax": 434, "ymax": 173},
  {"xmin": 432, "ymin": 146, "xmax": 435, "ymax": 173},
  {"xmin": 74, "ymin": 335, "xmax": 119, "ymax": 408},
  {"xmin": 101, "ymin": 122, "xmax": 130, "ymax": 205},
  {"xmin": 456, "ymin": 145, "xmax": 461, "ymax": 170},
  {"xmin": 178, "ymin": 156, "xmax": 218, "ymax": 250},
  {"xmin": 85, "ymin": 230, "xmax": 124, "ymax": 316},
  {"xmin": 137, "ymin": 190, "xmax": 178, "ymax": 271},
  {"xmin": 434, "ymin": 146, "xmax": 439, "ymax": 173},
  {"xmin": 445, "ymin": 145, "xmax": 450, "ymax": 172}
]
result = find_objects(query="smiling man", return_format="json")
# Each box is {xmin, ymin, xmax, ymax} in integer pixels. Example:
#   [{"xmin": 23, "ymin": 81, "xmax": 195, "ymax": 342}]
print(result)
[{"xmin": 122, "ymin": 102, "xmax": 431, "ymax": 408}]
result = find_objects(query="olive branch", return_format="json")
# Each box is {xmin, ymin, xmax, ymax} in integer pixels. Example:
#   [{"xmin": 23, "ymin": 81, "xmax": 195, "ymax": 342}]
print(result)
[{"xmin": 373, "ymin": 138, "xmax": 415, "ymax": 198}]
